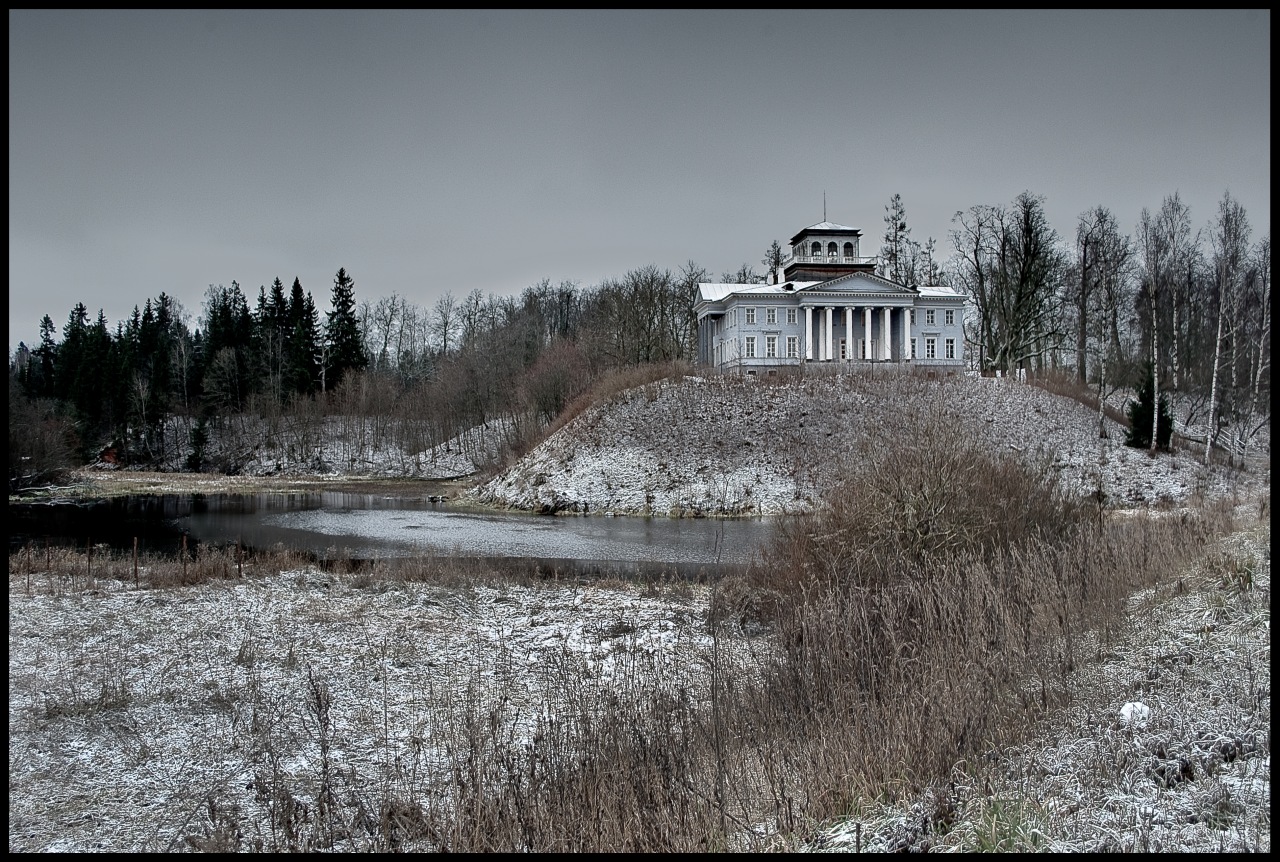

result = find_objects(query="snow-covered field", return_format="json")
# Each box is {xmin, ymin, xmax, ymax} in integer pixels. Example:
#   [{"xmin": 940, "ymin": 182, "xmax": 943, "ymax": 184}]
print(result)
[
  {"xmin": 466, "ymin": 373, "xmax": 1266, "ymax": 516},
  {"xmin": 7, "ymin": 569, "xmax": 740, "ymax": 852}
]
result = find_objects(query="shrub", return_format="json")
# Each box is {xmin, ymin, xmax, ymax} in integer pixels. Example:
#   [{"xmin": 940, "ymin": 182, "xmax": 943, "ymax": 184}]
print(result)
[
  {"xmin": 759, "ymin": 414, "xmax": 1086, "ymax": 599},
  {"xmin": 741, "ymin": 413, "xmax": 1229, "ymax": 799},
  {"xmin": 1124, "ymin": 362, "xmax": 1172, "ymax": 449}
]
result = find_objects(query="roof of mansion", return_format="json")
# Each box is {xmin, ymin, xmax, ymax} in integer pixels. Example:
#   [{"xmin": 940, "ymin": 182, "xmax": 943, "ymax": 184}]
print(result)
[
  {"xmin": 697, "ymin": 272, "xmax": 964, "ymax": 305},
  {"xmin": 788, "ymin": 221, "xmax": 861, "ymax": 242}
]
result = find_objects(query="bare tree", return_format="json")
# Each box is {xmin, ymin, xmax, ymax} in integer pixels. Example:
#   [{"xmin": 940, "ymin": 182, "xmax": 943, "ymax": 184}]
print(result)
[
  {"xmin": 1135, "ymin": 206, "xmax": 1167, "ymax": 451},
  {"xmin": 431, "ymin": 291, "xmax": 459, "ymax": 356},
  {"xmin": 366, "ymin": 294, "xmax": 401, "ymax": 372},
  {"xmin": 457, "ymin": 289, "xmax": 486, "ymax": 350},
  {"xmin": 1157, "ymin": 194, "xmax": 1198, "ymax": 412},
  {"xmin": 1069, "ymin": 206, "xmax": 1132, "ymax": 386},
  {"xmin": 1205, "ymin": 191, "xmax": 1252, "ymax": 462},
  {"xmin": 951, "ymin": 193, "xmax": 1067, "ymax": 376},
  {"xmin": 720, "ymin": 263, "xmax": 762, "ymax": 285},
  {"xmin": 949, "ymin": 205, "xmax": 998, "ymax": 372},
  {"xmin": 1246, "ymin": 237, "xmax": 1271, "ymax": 430}
]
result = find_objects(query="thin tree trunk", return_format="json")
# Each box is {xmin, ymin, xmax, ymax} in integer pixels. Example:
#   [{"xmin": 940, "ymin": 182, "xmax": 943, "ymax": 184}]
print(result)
[
  {"xmin": 1246, "ymin": 277, "xmax": 1271, "ymax": 454},
  {"xmin": 1150, "ymin": 295, "xmax": 1160, "ymax": 453},
  {"xmin": 1205, "ymin": 294, "xmax": 1225, "ymax": 466}
]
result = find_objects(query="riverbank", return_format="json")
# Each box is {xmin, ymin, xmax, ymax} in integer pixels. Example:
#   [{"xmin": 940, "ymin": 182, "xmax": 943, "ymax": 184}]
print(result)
[{"xmin": 8, "ymin": 470, "xmax": 471, "ymax": 504}]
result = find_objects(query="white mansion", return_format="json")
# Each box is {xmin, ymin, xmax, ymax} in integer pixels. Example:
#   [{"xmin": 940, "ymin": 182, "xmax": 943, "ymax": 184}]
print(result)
[{"xmin": 695, "ymin": 221, "xmax": 965, "ymax": 372}]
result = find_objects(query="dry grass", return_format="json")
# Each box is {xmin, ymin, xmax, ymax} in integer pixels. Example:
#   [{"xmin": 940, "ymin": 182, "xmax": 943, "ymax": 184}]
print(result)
[
  {"xmin": 540, "ymin": 360, "xmax": 693, "ymax": 442},
  {"xmin": 1027, "ymin": 367, "xmax": 1131, "ymax": 428}
]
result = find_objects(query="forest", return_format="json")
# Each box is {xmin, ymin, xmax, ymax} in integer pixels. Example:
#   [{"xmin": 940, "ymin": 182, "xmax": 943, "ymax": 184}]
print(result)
[{"xmin": 8, "ymin": 190, "xmax": 1270, "ymax": 490}]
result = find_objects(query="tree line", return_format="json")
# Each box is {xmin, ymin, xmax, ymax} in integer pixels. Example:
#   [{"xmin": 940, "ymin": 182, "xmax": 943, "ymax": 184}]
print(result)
[
  {"xmin": 9, "ymin": 261, "xmax": 714, "ymax": 486},
  {"xmin": 9, "ymin": 188, "xmax": 1270, "ymax": 487},
  {"xmin": 890, "ymin": 189, "xmax": 1268, "ymax": 456}
]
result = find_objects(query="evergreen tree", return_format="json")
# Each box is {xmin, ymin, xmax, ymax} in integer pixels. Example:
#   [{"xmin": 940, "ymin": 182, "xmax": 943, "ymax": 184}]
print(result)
[
  {"xmin": 254, "ymin": 278, "xmax": 293, "ymax": 404},
  {"xmin": 267, "ymin": 277, "xmax": 289, "ymax": 331},
  {"xmin": 1125, "ymin": 362, "xmax": 1173, "ymax": 449},
  {"xmin": 199, "ymin": 282, "xmax": 255, "ymax": 413},
  {"xmin": 34, "ymin": 314, "xmax": 57, "ymax": 398},
  {"xmin": 323, "ymin": 267, "xmax": 367, "ymax": 391},
  {"xmin": 286, "ymin": 277, "xmax": 320, "ymax": 396},
  {"xmin": 879, "ymin": 193, "xmax": 911, "ymax": 284},
  {"xmin": 55, "ymin": 303, "xmax": 90, "ymax": 404},
  {"xmin": 186, "ymin": 418, "xmax": 208, "ymax": 472},
  {"xmin": 761, "ymin": 240, "xmax": 784, "ymax": 285}
]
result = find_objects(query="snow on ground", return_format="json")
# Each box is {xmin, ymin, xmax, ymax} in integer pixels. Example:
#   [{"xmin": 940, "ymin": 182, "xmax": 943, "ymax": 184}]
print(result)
[
  {"xmin": 465, "ymin": 373, "xmax": 1266, "ymax": 516},
  {"xmin": 7, "ymin": 570, "xmax": 738, "ymax": 852},
  {"xmin": 144, "ymin": 415, "xmax": 513, "ymax": 480}
]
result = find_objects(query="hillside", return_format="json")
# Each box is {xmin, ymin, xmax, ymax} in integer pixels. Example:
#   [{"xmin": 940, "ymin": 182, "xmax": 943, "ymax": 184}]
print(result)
[{"xmin": 464, "ymin": 372, "xmax": 1264, "ymax": 516}]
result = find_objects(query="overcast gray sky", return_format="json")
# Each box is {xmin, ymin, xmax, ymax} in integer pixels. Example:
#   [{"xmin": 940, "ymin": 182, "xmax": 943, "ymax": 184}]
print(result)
[{"xmin": 9, "ymin": 9, "xmax": 1271, "ymax": 352}]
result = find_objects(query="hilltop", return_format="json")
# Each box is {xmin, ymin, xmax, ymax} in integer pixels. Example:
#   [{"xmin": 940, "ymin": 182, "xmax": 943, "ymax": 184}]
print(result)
[{"xmin": 464, "ymin": 371, "xmax": 1263, "ymax": 517}]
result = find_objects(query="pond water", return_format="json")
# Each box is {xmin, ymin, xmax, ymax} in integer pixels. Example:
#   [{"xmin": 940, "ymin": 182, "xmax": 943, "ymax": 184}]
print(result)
[{"xmin": 10, "ymin": 493, "xmax": 777, "ymax": 572}]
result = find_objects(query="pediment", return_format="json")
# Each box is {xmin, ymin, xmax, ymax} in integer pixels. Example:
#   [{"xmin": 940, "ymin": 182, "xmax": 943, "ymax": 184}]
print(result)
[{"xmin": 796, "ymin": 271, "xmax": 914, "ymax": 294}]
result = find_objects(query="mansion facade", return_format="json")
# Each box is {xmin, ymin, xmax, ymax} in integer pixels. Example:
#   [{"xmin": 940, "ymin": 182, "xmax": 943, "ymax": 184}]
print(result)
[{"xmin": 695, "ymin": 221, "xmax": 966, "ymax": 372}]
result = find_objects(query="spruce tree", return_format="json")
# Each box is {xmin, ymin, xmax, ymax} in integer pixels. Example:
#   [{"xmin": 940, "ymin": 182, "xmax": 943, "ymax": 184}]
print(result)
[
  {"xmin": 1125, "ymin": 362, "xmax": 1173, "ymax": 449},
  {"xmin": 323, "ymin": 267, "xmax": 367, "ymax": 391},
  {"xmin": 287, "ymin": 283, "xmax": 321, "ymax": 397}
]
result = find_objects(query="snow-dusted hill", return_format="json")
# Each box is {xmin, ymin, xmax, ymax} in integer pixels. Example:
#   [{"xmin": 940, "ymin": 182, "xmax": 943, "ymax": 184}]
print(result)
[{"xmin": 464, "ymin": 372, "xmax": 1265, "ymax": 516}]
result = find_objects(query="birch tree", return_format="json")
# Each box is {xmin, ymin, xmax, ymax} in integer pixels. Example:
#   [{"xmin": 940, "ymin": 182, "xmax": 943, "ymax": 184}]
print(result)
[
  {"xmin": 1205, "ymin": 192, "xmax": 1252, "ymax": 462},
  {"xmin": 1135, "ymin": 207, "xmax": 1167, "ymax": 451}
]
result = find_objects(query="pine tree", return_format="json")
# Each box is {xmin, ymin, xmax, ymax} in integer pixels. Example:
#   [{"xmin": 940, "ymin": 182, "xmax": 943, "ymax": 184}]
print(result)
[
  {"xmin": 761, "ymin": 240, "xmax": 784, "ymax": 285},
  {"xmin": 287, "ymin": 280, "xmax": 321, "ymax": 397},
  {"xmin": 186, "ymin": 418, "xmax": 208, "ymax": 472},
  {"xmin": 1125, "ymin": 362, "xmax": 1173, "ymax": 449},
  {"xmin": 199, "ymin": 282, "xmax": 255, "ymax": 414},
  {"xmin": 880, "ymin": 193, "xmax": 911, "ymax": 284},
  {"xmin": 323, "ymin": 267, "xmax": 367, "ymax": 391}
]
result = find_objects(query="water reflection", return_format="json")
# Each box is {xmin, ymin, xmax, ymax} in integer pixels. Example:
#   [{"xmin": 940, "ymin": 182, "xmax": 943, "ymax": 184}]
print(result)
[
  {"xmin": 189, "ymin": 495, "xmax": 771, "ymax": 564},
  {"xmin": 10, "ymin": 493, "xmax": 774, "ymax": 567}
]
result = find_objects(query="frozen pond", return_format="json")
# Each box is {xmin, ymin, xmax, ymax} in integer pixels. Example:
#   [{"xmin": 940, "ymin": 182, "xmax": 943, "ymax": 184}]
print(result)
[{"xmin": 12, "ymin": 492, "xmax": 775, "ymax": 568}]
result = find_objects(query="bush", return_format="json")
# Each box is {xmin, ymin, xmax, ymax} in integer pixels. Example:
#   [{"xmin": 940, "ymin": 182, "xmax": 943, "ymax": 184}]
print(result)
[
  {"xmin": 8, "ymin": 376, "xmax": 74, "ymax": 490},
  {"xmin": 739, "ymin": 414, "xmax": 1230, "ymax": 801},
  {"xmin": 1124, "ymin": 362, "xmax": 1172, "ymax": 449},
  {"xmin": 759, "ymin": 414, "xmax": 1086, "ymax": 599}
]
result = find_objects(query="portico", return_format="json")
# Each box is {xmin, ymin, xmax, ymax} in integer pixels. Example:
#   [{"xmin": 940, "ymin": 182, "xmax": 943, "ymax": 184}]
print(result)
[
  {"xmin": 802, "ymin": 301, "xmax": 913, "ymax": 362},
  {"xmin": 694, "ymin": 220, "xmax": 967, "ymax": 372}
]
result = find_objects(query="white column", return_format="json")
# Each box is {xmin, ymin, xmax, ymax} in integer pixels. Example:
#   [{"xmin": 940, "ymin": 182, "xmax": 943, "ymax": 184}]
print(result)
[
  {"xmin": 804, "ymin": 307, "xmax": 813, "ymax": 360},
  {"xmin": 825, "ymin": 307, "xmax": 834, "ymax": 361},
  {"xmin": 863, "ymin": 307, "xmax": 872, "ymax": 361},
  {"xmin": 844, "ymin": 307, "xmax": 853, "ymax": 361},
  {"xmin": 881, "ymin": 307, "xmax": 891, "ymax": 360},
  {"xmin": 901, "ymin": 306, "xmax": 910, "ymax": 361}
]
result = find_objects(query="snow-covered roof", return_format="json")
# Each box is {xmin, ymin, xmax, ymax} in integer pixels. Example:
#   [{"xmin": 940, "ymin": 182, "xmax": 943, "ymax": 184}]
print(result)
[
  {"xmin": 697, "ymin": 282, "xmax": 821, "ymax": 302},
  {"xmin": 811, "ymin": 270, "xmax": 907, "ymax": 293},
  {"xmin": 801, "ymin": 221, "xmax": 857, "ymax": 232},
  {"xmin": 789, "ymin": 222, "xmax": 861, "ymax": 243},
  {"xmin": 917, "ymin": 284, "xmax": 963, "ymax": 298}
]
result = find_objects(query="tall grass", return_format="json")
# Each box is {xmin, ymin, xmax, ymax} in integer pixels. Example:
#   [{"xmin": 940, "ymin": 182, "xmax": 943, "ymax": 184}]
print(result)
[{"xmin": 400, "ymin": 419, "xmax": 1237, "ymax": 849}]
